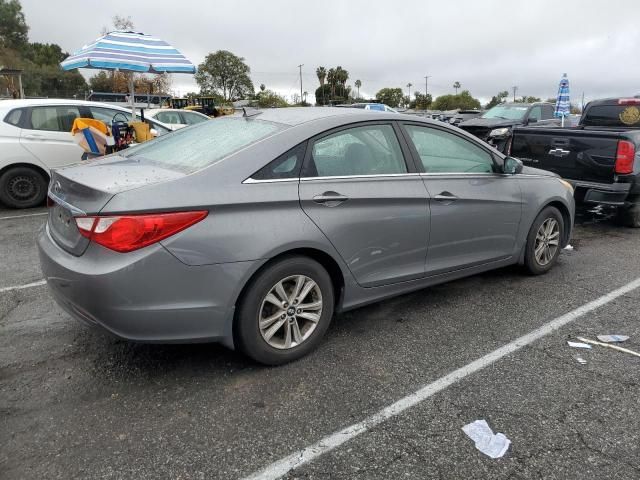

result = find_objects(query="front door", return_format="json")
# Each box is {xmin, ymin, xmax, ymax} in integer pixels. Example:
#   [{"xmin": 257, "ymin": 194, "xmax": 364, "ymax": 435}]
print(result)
[
  {"xmin": 401, "ymin": 123, "xmax": 522, "ymax": 275},
  {"xmin": 299, "ymin": 122, "xmax": 429, "ymax": 287}
]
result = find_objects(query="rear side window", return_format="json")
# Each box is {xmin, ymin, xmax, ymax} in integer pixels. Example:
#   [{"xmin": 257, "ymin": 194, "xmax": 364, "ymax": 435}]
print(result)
[
  {"xmin": 307, "ymin": 124, "xmax": 407, "ymax": 177},
  {"xmin": 404, "ymin": 125, "xmax": 494, "ymax": 173},
  {"xmin": 582, "ymin": 105, "xmax": 640, "ymax": 127},
  {"xmin": 124, "ymin": 117, "xmax": 282, "ymax": 174},
  {"xmin": 252, "ymin": 143, "xmax": 306, "ymax": 180},
  {"xmin": 29, "ymin": 106, "xmax": 81, "ymax": 132},
  {"xmin": 4, "ymin": 108, "xmax": 24, "ymax": 126}
]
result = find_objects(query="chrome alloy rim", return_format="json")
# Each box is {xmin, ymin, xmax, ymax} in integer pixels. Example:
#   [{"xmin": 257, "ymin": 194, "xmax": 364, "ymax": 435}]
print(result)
[
  {"xmin": 535, "ymin": 218, "xmax": 560, "ymax": 266},
  {"xmin": 258, "ymin": 275, "xmax": 323, "ymax": 349}
]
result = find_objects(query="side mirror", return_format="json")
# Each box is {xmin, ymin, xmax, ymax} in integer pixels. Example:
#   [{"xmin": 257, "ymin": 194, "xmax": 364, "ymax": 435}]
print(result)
[
  {"xmin": 503, "ymin": 157, "xmax": 523, "ymax": 175},
  {"xmin": 527, "ymin": 117, "xmax": 538, "ymax": 124}
]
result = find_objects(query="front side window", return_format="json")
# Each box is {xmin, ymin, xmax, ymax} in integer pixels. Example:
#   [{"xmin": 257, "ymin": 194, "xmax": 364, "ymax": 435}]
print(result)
[
  {"xmin": 29, "ymin": 106, "xmax": 80, "ymax": 132},
  {"xmin": 155, "ymin": 111, "xmax": 183, "ymax": 125},
  {"xmin": 528, "ymin": 106, "xmax": 542, "ymax": 121},
  {"xmin": 123, "ymin": 117, "xmax": 282, "ymax": 174},
  {"xmin": 308, "ymin": 124, "xmax": 407, "ymax": 177},
  {"xmin": 404, "ymin": 125, "xmax": 494, "ymax": 174},
  {"xmin": 88, "ymin": 107, "xmax": 171, "ymax": 136}
]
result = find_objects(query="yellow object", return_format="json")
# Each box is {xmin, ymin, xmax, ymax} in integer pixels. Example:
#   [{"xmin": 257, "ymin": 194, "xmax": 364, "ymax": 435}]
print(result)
[
  {"xmin": 71, "ymin": 117, "xmax": 109, "ymax": 136},
  {"xmin": 129, "ymin": 121, "xmax": 152, "ymax": 143}
]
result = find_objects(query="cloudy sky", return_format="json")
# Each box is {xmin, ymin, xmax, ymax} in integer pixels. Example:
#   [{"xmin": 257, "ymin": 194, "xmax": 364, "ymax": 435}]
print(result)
[{"xmin": 20, "ymin": 0, "xmax": 640, "ymax": 105}]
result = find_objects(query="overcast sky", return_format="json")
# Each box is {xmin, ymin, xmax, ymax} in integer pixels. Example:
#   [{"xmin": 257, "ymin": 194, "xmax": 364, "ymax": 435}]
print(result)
[{"xmin": 19, "ymin": 0, "xmax": 640, "ymax": 105}]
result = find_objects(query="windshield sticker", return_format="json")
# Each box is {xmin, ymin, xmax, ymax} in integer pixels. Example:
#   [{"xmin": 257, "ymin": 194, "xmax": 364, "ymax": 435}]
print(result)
[{"xmin": 619, "ymin": 106, "xmax": 640, "ymax": 125}]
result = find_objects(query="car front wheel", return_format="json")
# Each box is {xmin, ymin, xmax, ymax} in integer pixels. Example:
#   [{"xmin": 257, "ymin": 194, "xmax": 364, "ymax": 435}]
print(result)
[
  {"xmin": 235, "ymin": 256, "xmax": 334, "ymax": 365},
  {"xmin": 524, "ymin": 206, "xmax": 565, "ymax": 275},
  {"xmin": 0, "ymin": 166, "xmax": 48, "ymax": 209}
]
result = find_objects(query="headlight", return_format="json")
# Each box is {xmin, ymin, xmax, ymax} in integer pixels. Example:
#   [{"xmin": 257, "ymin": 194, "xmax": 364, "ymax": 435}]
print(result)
[
  {"xmin": 489, "ymin": 127, "xmax": 510, "ymax": 137},
  {"xmin": 558, "ymin": 179, "xmax": 574, "ymax": 193}
]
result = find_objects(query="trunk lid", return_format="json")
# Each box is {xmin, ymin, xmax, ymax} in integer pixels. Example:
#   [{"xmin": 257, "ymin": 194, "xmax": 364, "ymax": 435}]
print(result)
[{"xmin": 48, "ymin": 155, "xmax": 184, "ymax": 256}]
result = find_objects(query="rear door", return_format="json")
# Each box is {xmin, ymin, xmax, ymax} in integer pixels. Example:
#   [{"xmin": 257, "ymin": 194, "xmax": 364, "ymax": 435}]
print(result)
[
  {"xmin": 19, "ymin": 105, "xmax": 84, "ymax": 168},
  {"xmin": 299, "ymin": 122, "xmax": 430, "ymax": 287},
  {"xmin": 400, "ymin": 123, "xmax": 522, "ymax": 275}
]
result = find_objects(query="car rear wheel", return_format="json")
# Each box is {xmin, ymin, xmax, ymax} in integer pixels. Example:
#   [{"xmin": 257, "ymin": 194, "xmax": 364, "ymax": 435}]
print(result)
[
  {"xmin": 0, "ymin": 166, "xmax": 48, "ymax": 209},
  {"xmin": 235, "ymin": 256, "xmax": 334, "ymax": 365},
  {"xmin": 524, "ymin": 206, "xmax": 564, "ymax": 275}
]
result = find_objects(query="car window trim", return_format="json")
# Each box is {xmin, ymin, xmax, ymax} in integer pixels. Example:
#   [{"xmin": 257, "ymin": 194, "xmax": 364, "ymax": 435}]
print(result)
[
  {"xmin": 397, "ymin": 121, "xmax": 503, "ymax": 174},
  {"xmin": 301, "ymin": 120, "xmax": 416, "ymax": 179}
]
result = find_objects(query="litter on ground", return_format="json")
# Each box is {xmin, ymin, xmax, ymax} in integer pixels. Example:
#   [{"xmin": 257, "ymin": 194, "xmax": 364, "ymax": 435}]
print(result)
[
  {"xmin": 462, "ymin": 419, "xmax": 511, "ymax": 459},
  {"xmin": 567, "ymin": 341, "xmax": 592, "ymax": 349},
  {"xmin": 577, "ymin": 337, "xmax": 640, "ymax": 358},
  {"xmin": 596, "ymin": 335, "xmax": 629, "ymax": 343},
  {"xmin": 576, "ymin": 357, "xmax": 587, "ymax": 364}
]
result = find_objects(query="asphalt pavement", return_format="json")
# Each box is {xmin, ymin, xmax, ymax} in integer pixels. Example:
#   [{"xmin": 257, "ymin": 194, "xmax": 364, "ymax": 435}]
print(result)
[{"xmin": 1, "ymin": 204, "xmax": 639, "ymax": 480}]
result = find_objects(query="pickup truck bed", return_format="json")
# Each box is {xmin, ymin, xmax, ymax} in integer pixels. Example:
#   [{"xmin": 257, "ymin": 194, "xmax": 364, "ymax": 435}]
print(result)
[{"xmin": 511, "ymin": 126, "xmax": 640, "ymax": 206}]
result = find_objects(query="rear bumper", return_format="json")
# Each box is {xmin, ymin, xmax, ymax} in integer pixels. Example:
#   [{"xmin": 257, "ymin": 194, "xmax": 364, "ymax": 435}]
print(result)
[
  {"xmin": 37, "ymin": 224, "xmax": 261, "ymax": 347},
  {"xmin": 569, "ymin": 180, "xmax": 631, "ymax": 206}
]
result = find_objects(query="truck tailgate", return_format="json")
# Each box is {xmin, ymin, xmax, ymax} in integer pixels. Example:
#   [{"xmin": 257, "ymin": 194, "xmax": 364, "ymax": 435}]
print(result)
[{"xmin": 511, "ymin": 127, "xmax": 620, "ymax": 184}]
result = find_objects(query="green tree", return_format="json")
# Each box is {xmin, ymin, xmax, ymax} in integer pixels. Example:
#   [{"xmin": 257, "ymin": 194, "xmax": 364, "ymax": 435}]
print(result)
[
  {"xmin": 22, "ymin": 42, "xmax": 66, "ymax": 65},
  {"xmin": 432, "ymin": 90, "xmax": 481, "ymax": 110},
  {"xmin": 375, "ymin": 87, "xmax": 404, "ymax": 108},
  {"xmin": 255, "ymin": 89, "xmax": 288, "ymax": 108},
  {"xmin": 515, "ymin": 95, "xmax": 541, "ymax": 103},
  {"xmin": 484, "ymin": 90, "xmax": 509, "ymax": 109},
  {"xmin": 316, "ymin": 66, "xmax": 326, "ymax": 86},
  {"xmin": 0, "ymin": 0, "xmax": 28, "ymax": 51},
  {"xmin": 453, "ymin": 81, "xmax": 461, "ymax": 94},
  {"xmin": 410, "ymin": 91, "xmax": 432, "ymax": 110},
  {"xmin": 315, "ymin": 84, "xmax": 331, "ymax": 105},
  {"xmin": 354, "ymin": 79, "xmax": 361, "ymax": 98},
  {"xmin": 195, "ymin": 50, "xmax": 254, "ymax": 101}
]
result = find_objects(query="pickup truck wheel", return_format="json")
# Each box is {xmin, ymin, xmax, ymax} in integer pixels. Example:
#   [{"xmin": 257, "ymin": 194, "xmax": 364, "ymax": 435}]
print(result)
[
  {"xmin": 524, "ymin": 206, "xmax": 564, "ymax": 275},
  {"xmin": 615, "ymin": 197, "xmax": 640, "ymax": 228},
  {"xmin": 0, "ymin": 166, "xmax": 48, "ymax": 209}
]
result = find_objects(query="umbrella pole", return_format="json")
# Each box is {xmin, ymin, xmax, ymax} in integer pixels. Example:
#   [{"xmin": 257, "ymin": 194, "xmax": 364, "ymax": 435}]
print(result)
[
  {"xmin": 129, "ymin": 74, "xmax": 136, "ymax": 119},
  {"xmin": 561, "ymin": 115, "xmax": 565, "ymax": 128}
]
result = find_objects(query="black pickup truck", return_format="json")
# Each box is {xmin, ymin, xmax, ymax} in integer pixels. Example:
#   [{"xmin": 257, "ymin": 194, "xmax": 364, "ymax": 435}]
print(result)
[{"xmin": 511, "ymin": 97, "xmax": 640, "ymax": 227}]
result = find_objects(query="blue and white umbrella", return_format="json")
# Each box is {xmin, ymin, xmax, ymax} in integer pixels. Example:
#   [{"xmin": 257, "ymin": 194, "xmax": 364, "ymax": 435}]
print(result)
[
  {"xmin": 554, "ymin": 73, "xmax": 570, "ymax": 127},
  {"xmin": 61, "ymin": 30, "xmax": 195, "ymax": 115}
]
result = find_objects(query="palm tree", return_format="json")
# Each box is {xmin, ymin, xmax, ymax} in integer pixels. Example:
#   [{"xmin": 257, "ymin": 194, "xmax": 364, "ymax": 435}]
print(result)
[
  {"xmin": 453, "ymin": 81, "xmax": 461, "ymax": 94},
  {"xmin": 406, "ymin": 82, "xmax": 412, "ymax": 100},
  {"xmin": 260, "ymin": 83, "xmax": 266, "ymax": 92},
  {"xmin": 316, "ymin": 66, "xmax": 326, "ymax": 87},
  {"xmin": 354, "ymin": 79, "xmax": 361, "ymax": 99},
  {"xmin": 327, "ymin": 68, "xmax": 336, "ymax": 99}
]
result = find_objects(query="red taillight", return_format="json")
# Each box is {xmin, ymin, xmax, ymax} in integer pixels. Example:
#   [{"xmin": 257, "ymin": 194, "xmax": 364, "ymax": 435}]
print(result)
[
  {"xmin": 615, "ymin": 140, "xmax": 636, "ymax": 175},
  {"xmin": 75, "ymin": 211, "xmax": 208, "ymax": 253},
  {"xmin": 618, "ymin": 98, "xmax": 640, "ymax": 105}
]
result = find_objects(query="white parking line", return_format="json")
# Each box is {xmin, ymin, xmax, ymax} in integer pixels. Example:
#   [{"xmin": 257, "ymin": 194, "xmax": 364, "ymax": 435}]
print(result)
[
  {"xmin": 0, "ymin": 212, "xmax": 47, "ymax": 221},
  {"xmin": 243, "ymin": 276, "xmax": 640, "ymax": 480},
  {"xmin": 0, "ymin": 279, "xmax": 47, "ymax": 293}
]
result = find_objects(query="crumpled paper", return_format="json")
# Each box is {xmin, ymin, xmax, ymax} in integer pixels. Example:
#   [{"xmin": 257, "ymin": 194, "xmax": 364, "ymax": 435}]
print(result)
[{"xmin": 462, "ymin": 419, "xmax": 510, "ymax": 458}]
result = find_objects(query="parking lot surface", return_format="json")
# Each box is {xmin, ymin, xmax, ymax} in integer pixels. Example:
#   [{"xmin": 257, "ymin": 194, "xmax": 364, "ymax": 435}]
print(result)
[{"xmin": 1, "ymin": 205, "xmax": 639, "ymax": 479}]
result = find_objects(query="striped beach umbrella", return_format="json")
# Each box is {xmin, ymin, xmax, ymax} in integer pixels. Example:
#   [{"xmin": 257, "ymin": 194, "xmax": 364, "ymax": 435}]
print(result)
[
  {"xmin": 61, "ymin": 30, "xmax": 195, "ymax": 115},
  {"xmin": 554, "ymin": 73, "xmax": 570, "ymax": 127}
]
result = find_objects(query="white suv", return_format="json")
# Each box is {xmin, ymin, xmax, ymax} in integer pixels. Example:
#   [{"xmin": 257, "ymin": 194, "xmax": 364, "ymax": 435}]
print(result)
[{"xmin": 0, "ymin": 99, "xmax": 171, "ymax": 208}]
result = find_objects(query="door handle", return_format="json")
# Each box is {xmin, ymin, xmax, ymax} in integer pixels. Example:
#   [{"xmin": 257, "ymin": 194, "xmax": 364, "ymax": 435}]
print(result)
[
  {"xmin": 313, "ymin": 192, "xmax": 348, "ymax": 206},
  {"xmin": 548, "ymin": 148, "xmax": 570, "ymax": 157},
  {"xmin": 434, "ymin": 192, "xmax": 458, "ymax": 202},
  {"xmin": 23, "ymin": 134, "xmax": 46, "ymax": 140}
]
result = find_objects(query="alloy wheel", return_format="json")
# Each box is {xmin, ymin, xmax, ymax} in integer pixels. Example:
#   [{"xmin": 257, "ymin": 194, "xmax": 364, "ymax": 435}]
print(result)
[
  {"xmin": 258, "ymin": 275, "xmax": 323, "ymax": 350},
  {"xmin": 534, "ymin": 218, "xmax": 560, "ymax": 266}
]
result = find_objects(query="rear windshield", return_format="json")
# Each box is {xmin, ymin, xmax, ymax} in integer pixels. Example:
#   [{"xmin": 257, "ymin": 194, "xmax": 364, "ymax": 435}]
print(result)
[
  {"xmin": 582, "ymin": 105, "xmax": 640, "ymax": 128},
  {"xmin": 123, "ymin": 117, "xmax": 283, "ymax": 173}
]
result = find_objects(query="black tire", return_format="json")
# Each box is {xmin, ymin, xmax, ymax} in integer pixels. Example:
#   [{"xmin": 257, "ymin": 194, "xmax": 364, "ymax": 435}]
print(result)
[
  {"xmin": 0, "ymin": 166, "xmax": 48, "ymax": 209},
  {"xmin": 615, "ymin": 197, "xmax": 640, "ymax": 228},
  {"xmin": 524, "ymin": 206, "xmax": 565, "ymax": 275},
  {"xmin": 235, "ymin": 256, "xmax": 335, "ymax": 365}
]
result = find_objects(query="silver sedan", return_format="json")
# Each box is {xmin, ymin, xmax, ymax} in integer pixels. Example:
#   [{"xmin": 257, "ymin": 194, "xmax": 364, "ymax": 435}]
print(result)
[{"xmin": 38, "ymin": 108, "xmax": 575, "ymax": 364}]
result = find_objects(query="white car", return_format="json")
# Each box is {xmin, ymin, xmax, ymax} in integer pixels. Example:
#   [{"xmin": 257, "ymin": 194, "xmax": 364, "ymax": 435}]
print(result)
[
  {"xmin": 0, "ymin": 99, "xmax": 172, "ymax": 208},
  {"xmin": 145, "ymin": 108, "xmax": 210, "ymax": 130}
]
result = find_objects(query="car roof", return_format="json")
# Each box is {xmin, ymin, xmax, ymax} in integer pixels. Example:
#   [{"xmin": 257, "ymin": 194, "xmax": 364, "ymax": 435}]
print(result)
[
  {"xmin": 253, "ymin": 107, "xmax": 410, "ymax": 126},
  {"xmin": 0, "ymin": 98, "xmax": 134, "ymax": 111}
]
